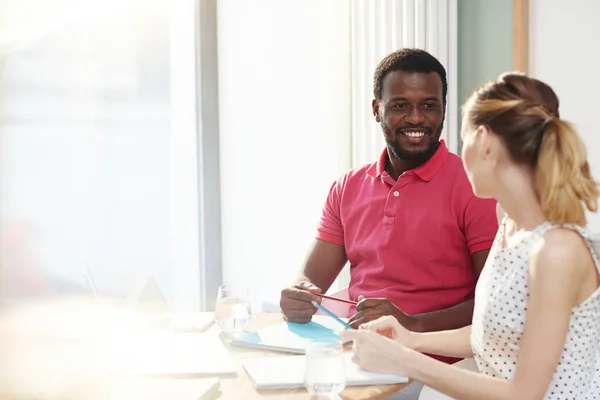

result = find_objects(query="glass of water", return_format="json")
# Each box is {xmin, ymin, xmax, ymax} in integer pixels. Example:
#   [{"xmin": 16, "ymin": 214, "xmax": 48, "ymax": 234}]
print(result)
[
  {"xmin": 214, "ymin": 285, "xmax": 251, "ymax": 337},
  {"xmin": 304, "ymin": 339, "xmax": 346, "ymax": 399}
]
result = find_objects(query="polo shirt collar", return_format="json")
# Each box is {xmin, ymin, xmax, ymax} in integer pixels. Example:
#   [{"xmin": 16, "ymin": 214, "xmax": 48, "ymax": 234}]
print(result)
[{"xmin": 366, "ymin": 139, "xmax": 450, "ymax": 182}]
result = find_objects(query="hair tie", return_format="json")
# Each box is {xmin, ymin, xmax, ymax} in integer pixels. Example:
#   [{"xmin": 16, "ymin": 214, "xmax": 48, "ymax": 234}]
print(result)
[{"xmin": 541, "ymin": 116, "xmax": 553, "ymax": 130}]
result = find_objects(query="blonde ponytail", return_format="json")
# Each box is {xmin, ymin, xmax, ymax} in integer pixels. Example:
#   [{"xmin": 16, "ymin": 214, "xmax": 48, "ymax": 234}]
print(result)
[
  {"xmin": 465, "ymin": 73, "xmax": 600, "ymax": 225},
  {"xmin": 535, "ymin": 118, "xmax": 599, "ymax": 226}
]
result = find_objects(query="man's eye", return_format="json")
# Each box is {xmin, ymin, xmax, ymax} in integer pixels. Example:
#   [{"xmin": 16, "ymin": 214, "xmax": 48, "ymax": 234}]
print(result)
[
  {"xmin": 391, "ymin": 104, "xmax": 407, "ymax": 109},
  {"xmin": 424, "ymin": 103, "xmax": 438, "ymax": 109}
]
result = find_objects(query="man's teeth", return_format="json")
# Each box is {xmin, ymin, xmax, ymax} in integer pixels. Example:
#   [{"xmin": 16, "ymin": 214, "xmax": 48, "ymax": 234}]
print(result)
[{"xmin": 404, "ymin": 131, "xmax": 425, "ymax": 138}]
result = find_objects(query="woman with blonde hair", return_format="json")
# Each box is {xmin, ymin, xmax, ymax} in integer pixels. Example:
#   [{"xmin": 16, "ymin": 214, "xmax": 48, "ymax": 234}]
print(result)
[{"xmin": 343, "ymin": 73, "xmax": 600, "ymax": 400}]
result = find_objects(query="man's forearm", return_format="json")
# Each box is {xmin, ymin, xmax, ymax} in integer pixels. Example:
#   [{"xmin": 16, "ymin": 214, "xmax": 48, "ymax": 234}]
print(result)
[
  {"xmin": 290, "ymin": 274, "xmax": 309, "ymax": 285},
  {"xmin": 294, "ymin": 239, "xmax": 347, "ymax": 294},
  {"xmin": 408, "ymin": 298, "xmax": 474, "ymax": 333},
  {"xmin": 290, "ymin": 273, "xmax": 328, "ymax": 291}
]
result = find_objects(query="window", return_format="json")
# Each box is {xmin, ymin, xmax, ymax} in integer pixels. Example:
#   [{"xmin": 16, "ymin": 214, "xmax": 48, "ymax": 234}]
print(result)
[{"xmin": 0, "ymin": 0, "xmax": 204, "ymax": 309}]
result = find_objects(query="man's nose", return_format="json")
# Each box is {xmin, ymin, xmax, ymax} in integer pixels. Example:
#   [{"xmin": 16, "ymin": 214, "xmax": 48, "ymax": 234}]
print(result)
[{"xmin": 405, "ymin": 107, "xmax": 425, "ymax": 125}]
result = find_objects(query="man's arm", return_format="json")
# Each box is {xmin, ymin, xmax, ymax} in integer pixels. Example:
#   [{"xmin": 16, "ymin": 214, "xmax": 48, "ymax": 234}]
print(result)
[
  {"xmin": 408, "ymin": 195, "xmax": 498, "ymax": 332},
  {"xmin": 298, "ymin": 239, "xmax": 347, "ymax": 292},
  {"xmin": 403, "ymin": 194, "xmax": 499, "ymax": 332},
  {"xmin": 296, "ymin": 177, "xmax": 349, "ymax": 289},
  {"xmin": 408, "ymin": 249, "xmax": 488, "ymax": 332},
  {"xmin": 350, "ymin": 193, "xmax": 498, "ymax": 330},
  {"xmin": 280, "ymin": 180, "xmax": 348, "ymax": 323},
  {"xmin": 280, "ymin": 240, "xmax": 347, "ymax": 323},
  {"xmin": 351, "ymin": 249, "xmax": 490, "ymax": 331}
]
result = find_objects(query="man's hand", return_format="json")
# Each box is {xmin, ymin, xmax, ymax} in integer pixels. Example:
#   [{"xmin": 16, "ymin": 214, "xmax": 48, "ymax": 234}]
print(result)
[
  {"xmin": 279, "ymin": 281, "xmax": 322, "ymax": 324},
  {"xmin": 349, "ymin": 296, "xmax": 417, "ymax": 330}
]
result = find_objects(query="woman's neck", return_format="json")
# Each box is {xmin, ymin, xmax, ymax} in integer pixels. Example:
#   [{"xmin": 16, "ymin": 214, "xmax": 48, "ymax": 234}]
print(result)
[{"xmin": 493, "ymin": 167, "xmax": 547, "ymax": 231}]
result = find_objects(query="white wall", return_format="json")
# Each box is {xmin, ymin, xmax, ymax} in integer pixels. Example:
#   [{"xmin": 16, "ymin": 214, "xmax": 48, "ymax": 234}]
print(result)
[
  {"xmin": 217, "ymin": 0, "xmax": 352, "ymax": 309},
  {"xmin": 529, "ymin": 0, "xmax": 600, "ymax": 232}
]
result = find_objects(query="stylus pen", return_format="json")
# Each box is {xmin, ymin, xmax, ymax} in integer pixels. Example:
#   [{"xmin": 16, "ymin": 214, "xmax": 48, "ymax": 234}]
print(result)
[{"xmin": 311, "ymin": 300, "xmax": 354, "ymax": 330}]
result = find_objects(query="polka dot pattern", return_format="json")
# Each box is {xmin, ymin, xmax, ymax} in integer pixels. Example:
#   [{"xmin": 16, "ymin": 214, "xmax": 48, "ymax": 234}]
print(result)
[{"xmin": 471, "ymin": 217, "xmax": 600, "ymax": 399}]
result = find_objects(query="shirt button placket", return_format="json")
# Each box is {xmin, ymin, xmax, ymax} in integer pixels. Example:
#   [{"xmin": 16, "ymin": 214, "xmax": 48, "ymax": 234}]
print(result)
[{"xmin": 383, "ymin": 187, "xmax": 400, "ymax": 225}]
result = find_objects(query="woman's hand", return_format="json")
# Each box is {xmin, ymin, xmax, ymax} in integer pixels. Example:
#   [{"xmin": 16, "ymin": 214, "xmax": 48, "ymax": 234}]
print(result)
[
  {"xmin": 359, "ymin": 315, "xmax": 416, "ymax": 349},
  {"xmin": 341, "ymin": 327, "xmax": 412, "ymax": 377}
]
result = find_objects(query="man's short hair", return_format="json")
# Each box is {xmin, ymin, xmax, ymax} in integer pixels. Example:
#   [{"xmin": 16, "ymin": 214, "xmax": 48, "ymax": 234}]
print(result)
[{"xmin": 373, "ymin": 48, "xmax": 448, "ymax": 104}]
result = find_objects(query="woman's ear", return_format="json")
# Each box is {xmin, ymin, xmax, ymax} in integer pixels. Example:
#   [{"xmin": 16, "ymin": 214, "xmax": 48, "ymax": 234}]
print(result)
[{"xmin": 475, "ymin": 125, "xmax": 493, "ymax": 160}]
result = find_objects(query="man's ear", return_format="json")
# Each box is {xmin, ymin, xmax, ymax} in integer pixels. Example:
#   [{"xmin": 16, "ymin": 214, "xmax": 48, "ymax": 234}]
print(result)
[{"xmin": 372, "ymin": 99, "xmax": 380, "ymax": 122}]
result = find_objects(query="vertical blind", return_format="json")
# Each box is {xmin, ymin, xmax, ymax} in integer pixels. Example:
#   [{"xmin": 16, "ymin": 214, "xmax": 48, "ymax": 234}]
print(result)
[{"xmin": 350, "ymin": 0, "xmax": 458, "ymax": 167}]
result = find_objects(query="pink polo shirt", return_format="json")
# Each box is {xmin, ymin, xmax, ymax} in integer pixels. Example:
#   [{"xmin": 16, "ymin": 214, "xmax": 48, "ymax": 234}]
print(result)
[{"xmin": 317, "ymin": 140, "xmax": 497, "ymax": 317}]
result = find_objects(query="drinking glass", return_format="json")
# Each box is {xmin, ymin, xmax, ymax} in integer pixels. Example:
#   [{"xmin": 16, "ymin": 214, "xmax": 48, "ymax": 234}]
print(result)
[
  {"xmin": 304, "ymin": 339, "xmax": 346, "ymax": 399},
  {"xmin": 214, "ymin": 285, "xmax": 251, "ymax": 336}
]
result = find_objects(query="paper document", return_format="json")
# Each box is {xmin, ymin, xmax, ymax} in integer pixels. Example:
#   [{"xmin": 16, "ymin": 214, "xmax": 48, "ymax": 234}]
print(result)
[
  {"xmin": 243, "ymin": 353, "xmax": 408, "ymax": 390},
  {"xmin": 231, "ymin": 315, "xmax": 350, "ymax": 354}
]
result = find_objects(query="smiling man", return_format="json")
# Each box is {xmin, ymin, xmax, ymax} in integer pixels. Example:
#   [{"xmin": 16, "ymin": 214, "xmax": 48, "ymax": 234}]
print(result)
[{"xmin": 280, "ymin": 49, "xmax": 497, "ymax": 364}]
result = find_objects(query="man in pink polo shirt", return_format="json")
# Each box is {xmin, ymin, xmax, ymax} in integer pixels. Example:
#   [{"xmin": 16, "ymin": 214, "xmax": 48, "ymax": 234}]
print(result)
[{"xmin": 280, "ymin": 49, "xmax": 497, "ymax": 346}]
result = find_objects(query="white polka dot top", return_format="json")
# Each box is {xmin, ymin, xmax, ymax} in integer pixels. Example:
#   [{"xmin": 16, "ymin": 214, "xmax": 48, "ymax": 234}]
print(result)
[{"xmin": 471, "ymin": 217, "xmax": 600, "ymax": 399}]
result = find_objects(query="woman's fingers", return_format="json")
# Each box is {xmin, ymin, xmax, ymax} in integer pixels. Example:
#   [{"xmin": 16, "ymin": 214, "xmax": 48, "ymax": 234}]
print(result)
[
  {"xmin": 343, "ymin": 327, "xmax": 410, "ymax": 376},
  {"xmin": 340, "ymin": 327, "xmax": 359, "ymax": 342},
  {"xmin": 360, "ymin": 315, "xmax": 399, "ymax": 331},
  {"xmin": 343, "ymin": 329, "xmax": 366, "ymax": 355}
]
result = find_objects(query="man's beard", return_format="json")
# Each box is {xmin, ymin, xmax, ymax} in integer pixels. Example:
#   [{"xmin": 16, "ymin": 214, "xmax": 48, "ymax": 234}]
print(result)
[{"xmin": 383, "ymin": 122, "xmax": 443, "ymax": 164}]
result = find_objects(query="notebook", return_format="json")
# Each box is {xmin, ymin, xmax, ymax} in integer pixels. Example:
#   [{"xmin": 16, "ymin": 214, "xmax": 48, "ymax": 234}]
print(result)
[
  {"xmin": 111, "ymin": 377, "xmax": 221, "ymax": 400},
  {"xmin": 231, "ymin": 315, "xmax": 350, "ymax": 354},
  {"xmin": 243, "ymin": 353, "xmax": 409, "ymax": 390},
  {"xmin": 119, "ymin": 332, "xmax": 237, "ymax": 377}
]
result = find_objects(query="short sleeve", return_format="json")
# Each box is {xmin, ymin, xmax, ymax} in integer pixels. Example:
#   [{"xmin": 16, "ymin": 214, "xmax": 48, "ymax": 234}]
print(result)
[
  {"xmin": 315, "ymin": 180, "xmax": 345, "ymax": 246},
  {"xmin": 463, "ymin": 196, "xmax": 498, "ymax": 254}
]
